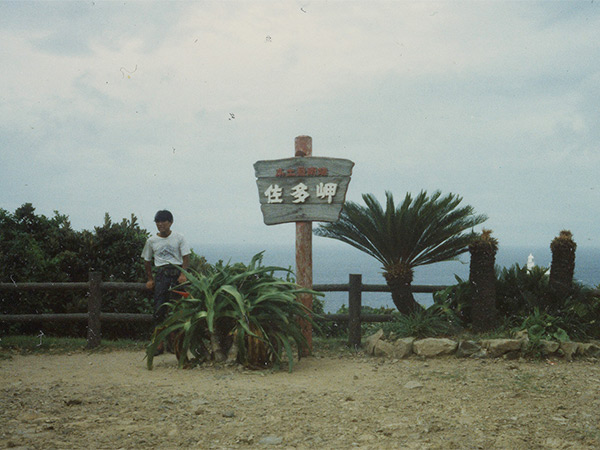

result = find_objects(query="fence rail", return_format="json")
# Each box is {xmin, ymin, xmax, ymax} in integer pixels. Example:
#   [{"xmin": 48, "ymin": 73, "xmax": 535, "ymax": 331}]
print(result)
[{"xmin": 0, "ymin": 272, "xmax": 447, "ymax": 348}]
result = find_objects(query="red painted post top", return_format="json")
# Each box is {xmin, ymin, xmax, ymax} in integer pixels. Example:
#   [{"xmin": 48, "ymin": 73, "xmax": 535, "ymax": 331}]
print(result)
[{"xmin": 295, "ymin": 135, "xmax": 312, "ymax": 157}]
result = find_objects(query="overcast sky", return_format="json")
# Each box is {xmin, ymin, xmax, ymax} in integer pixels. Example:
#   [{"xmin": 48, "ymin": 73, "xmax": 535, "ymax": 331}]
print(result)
[{"xmin": 1, "ymin": 1, "xmax": 599, "ymax": 252}]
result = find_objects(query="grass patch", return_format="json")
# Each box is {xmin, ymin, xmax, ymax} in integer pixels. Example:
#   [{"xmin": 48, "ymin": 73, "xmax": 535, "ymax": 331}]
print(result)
[
  {"xmin": 0, "ymin": 335, "xmax": 147, "ymax": 356},
  {"xmin": 0, "ymin": 335, "xmax": 353, "ymax": 359},
  {"xmin": 312, "ymin": 336, "xmax": 359, "ymax": 357},
  {"xmin": 511, "ymin": 371, "xmax": 544, "ymax": 393}
]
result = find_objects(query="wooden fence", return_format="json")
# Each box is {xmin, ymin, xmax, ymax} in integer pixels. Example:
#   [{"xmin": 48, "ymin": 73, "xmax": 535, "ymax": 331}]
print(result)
[{"xmin": 0, "ymin": 272, "xmax": 448, "ymax": 349}]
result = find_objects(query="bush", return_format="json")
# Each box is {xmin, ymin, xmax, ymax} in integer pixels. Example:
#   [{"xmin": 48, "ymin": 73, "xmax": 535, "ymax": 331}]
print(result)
[
  {"xmin": 432, "ymin": 275, "xmax": 471, "ymax": 325},
  {"xmin": 379, "ymin": 305, "xmax": 460, "ymax": 338},
  {"xmin": 496, "ymin": 264, "xmax": 550, "ymax": 320},
  {"xmin": 146, "ymin": 252, "xmax": 321, "ymax": 372},
  {"xmin": 312, "ymin": 297, "xmax": 348, "ymax": 338},
  {"xmin": 433, "ymin": 262, "xmax": 600, "ymax": 342},
  {"xmin": 0, "ymin": 204, "xmax": 151, "ymax": 339}
]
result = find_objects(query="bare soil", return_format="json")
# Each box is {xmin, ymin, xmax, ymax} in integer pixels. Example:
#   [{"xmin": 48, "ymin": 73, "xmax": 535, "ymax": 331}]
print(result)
[{"xmin": 1, "ymin": 347, "xmax": 599, "ymax": 449}]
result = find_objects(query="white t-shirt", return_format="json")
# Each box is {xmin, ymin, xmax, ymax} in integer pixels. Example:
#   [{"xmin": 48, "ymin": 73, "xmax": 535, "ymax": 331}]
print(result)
[{"xmin": 141, "ymin": 232, "xmax": 191, "ymax": 267}]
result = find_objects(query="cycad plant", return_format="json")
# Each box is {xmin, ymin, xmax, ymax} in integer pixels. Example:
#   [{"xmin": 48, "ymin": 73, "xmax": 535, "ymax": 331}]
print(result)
[
  {"xmin": 315, "ymin": 190, "xmax": 487, "ymax": 314},
  {"xmin": 469, "ymin": 229, "xmax": 498, "ymax": 332},
  {"xmin": 146, "ymin": 252, "xmax": 320, "ymax": 372},
  {"xmin": 549, "ymin": 230, "xmax": 577, "ymax": 303}
]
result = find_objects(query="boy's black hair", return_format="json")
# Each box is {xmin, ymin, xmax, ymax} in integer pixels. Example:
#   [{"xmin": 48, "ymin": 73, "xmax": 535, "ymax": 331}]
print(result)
[{"xmin": 154, "ymin": 210, "xmax": 173, "ymax": 223}]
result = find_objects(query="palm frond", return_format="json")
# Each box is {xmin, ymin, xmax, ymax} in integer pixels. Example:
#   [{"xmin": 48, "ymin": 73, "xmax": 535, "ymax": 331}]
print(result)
[{"xmin": 315, "ymin": 190, "xmax": 487, "ymax": 270}]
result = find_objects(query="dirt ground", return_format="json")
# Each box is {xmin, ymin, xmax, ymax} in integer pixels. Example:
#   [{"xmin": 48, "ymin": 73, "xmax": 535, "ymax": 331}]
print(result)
[{"xmin": 1, "ymin": 346, "xmax": 599, "ymax": 449}]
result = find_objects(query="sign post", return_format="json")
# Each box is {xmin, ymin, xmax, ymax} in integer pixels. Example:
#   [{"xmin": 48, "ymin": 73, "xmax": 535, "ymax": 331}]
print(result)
[
  {"xmin": 254, "ymin": 136, "xmax": 354, "ymax": 352},
  {"xmin": 294, "ymin": 136, "xmax": 313, "ymax": 353}
]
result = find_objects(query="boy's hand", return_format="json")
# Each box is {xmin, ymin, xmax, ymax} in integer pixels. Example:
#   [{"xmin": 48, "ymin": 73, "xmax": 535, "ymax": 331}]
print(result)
[
  {"xmin": 146, "ymin": 280, "xmax": 155, "ymax": 290},
  {"xmin": 177, "ymin": 273, "xmax": 187, "ymax": 284}
]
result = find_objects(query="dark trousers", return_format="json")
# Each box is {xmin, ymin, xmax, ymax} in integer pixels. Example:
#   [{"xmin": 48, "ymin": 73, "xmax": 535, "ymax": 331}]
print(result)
[{"xmin": 153, "ymin": 266, "xmax": 181, "ymax": 325}]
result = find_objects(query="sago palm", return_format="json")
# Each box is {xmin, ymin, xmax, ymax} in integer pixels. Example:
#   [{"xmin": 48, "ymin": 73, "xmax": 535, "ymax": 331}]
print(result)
[
  {"xmin": 315, "ymin": 190, "xmax": 487, "ymax": 314},
  {"xmin": 469, "ymin": 229, "xmax": 498, "ymax": 332},
  {"xmin": 549, "ymin": 230, "xmax": 577, "ymax": 303}
]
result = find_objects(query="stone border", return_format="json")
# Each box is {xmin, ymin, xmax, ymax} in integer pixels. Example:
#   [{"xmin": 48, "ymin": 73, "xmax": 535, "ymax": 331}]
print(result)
[{"xmin": 364, "ymin": 329, "xmax": 600, "ymax": 361}]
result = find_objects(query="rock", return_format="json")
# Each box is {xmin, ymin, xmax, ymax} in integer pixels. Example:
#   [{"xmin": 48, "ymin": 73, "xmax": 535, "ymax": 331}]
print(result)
[
  {"xmin": 481, "ymin": 339, "xmax": 522, "ymax": 358},
  {"xmin": 226, "ymin": 341, "xmax": 238, "ymax": 364},
  {"xmin": 374, "ymin": 337, "xmax": 414, "ymax": 358},
  {"xmin": 357, "ymin": 433, "xmax": 376, "ymax": 442},
  {"xmin": 456, "ymin": 340, "xmax": 481, "ymax": 358},
  {"xmin": 365, "ymin": 329, "xmax": 384, "ymax": 355},
  {"xmin": 560, "ymin": 342, "xmax": 581, "ymax": 361},
  {"xmin": 413, "ymin": 338, "xmax": 457, "ymax": 357},
  {"xmin": 514, "ymin": 329, "xmax": 529, "ymax": 341},
  {"xmin": 393, "ymin": 337, "xmax": 415, "ymax": 358},
  {"xmin": 404, "ymin": 381, "xmax": 424, "ymax": 390},
  {"xmin": 258, "ymin": 435, "xmax": 283, "ymax": 445},
  {"xmin": 539, "ymin": 340, "xmax": 560, "ymax": 355},
  {"xmin": 236, "ymin": 434, "xmax": 254, "ymax": 444},
  {"xmin": 373, "ymin": 339, "xmax": 394, "ymax": 357},
  {"xmin": 502, "ymin": 351, "xmax": 521, "ymax": 360},
  {"xmin": 191, "ymin": 398, "xmax": 209, "ymax": 409},
  {"xmin": 580, "ymin": 343, "xmax": 600, "ymax": 358}
]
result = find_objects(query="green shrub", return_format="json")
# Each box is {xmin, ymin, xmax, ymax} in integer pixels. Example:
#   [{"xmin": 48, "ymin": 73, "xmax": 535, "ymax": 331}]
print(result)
[
  {"xmin": 146, "ymin": 252, "xmax": 322, "ymax": 372},
  {"xmin": 516, "ymin": 308, "xmax": 570, "ymax": 342},
  {"xmin": 380, "ymin": 305, "xmax": 459, "ymax": 338},
  {"xmin": 0, "ymin": 205, "xmax": 152, "ymax": 339},
  {"xmin": 432, "ymin": 275, "xmax": 471, "ymax": 325},
  {"xmin": 312, "ymin": 297, "xmax": 348, "ymax": 338},
  {"xmin": 496, "ymin": 264, "xmax": 550, "ymax": 319}
]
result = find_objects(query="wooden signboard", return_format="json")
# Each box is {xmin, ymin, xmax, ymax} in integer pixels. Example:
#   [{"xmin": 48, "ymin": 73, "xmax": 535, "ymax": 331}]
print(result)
[{"xmin": 254, "ymin": 156, "xmax": 354, "ymax": 225}]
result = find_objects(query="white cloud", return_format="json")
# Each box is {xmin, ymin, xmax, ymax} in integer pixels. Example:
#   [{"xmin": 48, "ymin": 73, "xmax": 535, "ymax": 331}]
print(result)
[{"xmin": 1, "ymin": 1, "xmax": 600, "ymax": 249}]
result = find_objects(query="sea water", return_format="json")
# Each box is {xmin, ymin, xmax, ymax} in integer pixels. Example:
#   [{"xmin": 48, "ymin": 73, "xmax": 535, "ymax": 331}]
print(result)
[{"xmin": 195, "ymin": 242, "xmax": 600, "ymax": 313}]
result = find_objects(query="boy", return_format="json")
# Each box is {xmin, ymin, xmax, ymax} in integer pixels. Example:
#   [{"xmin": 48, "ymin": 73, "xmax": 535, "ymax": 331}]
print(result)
[{"xmin": 141, "ymin": 210, "xmax": 191, "ymax": 328}]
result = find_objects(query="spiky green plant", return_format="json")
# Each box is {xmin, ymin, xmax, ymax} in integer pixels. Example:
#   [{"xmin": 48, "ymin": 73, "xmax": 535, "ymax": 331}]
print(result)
[
  {"xmin": 146, "ymin": 252, "xmax": 321, "ymax": 372},
  {"xmin": 432, "ymin": 274, "xmax": 472, "ymax": 325},
  {"xmin": 496, "ymin": 264, "xmax": 550, "ymax": 320},
  {"xmin": 380, "ymin": 305, "xmax": 458, "ymax": 338},
  {"xmin": 315, "ymin": 190, "xmax": 487, "ymax": 314}
]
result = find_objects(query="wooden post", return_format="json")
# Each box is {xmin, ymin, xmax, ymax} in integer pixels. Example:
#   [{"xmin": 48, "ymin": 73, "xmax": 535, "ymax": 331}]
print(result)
[
  {"xmin": 295, "ymin": 135, "xmax": 313, "ymax": 352},
  {"xmin": 348, "ymin": 274, "xmax": 362, "ymax": 348},
  {"xmin": 87, "ymin": 271, "xmax": 102, "ymax": 349}
]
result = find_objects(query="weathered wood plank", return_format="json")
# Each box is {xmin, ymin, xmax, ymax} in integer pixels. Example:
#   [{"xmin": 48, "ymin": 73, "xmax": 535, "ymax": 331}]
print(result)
[
  {"xmin": 0, "ymin": 282, "xmax": 89, "ymax": 291},
  {"xmin": 259, "ymin": 203, "xmax": 344, "ymax": 225},
  {"xmin": 254, "ymin": 157, "xmax": 354, "ymax": 178},
  {"xmin": 316, "ymin": 313, "xmax": 395, "ymax": 323},
  {"xmin": 256, "ymin": 177, "xmax": 352, "ymax": 205},
  {"xmin": 0, "ymin": 313, "xmax": 153, "ymax": 323}
]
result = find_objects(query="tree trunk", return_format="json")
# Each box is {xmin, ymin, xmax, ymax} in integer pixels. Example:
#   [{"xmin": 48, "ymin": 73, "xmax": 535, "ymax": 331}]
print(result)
[
  {"xmin": 384, "ymin": 264, "xmax": 421, "ymax": 315},
  {"xmin": 549, "ymin": 230, "xmax": 577, "ymax": 305},
  {"xmin": 469, "ymin": 230, "xmax": 498, "ymax": 332}
]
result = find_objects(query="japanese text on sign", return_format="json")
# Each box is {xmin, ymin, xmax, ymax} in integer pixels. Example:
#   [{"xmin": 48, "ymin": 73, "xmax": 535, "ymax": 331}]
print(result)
[
  {"xmin": 276, "ymin": 167, "xmax": 328, "ymax": 177},
  {"xmin": 265, "ymin": 182, "xmax": 338, "ymax": 204}
]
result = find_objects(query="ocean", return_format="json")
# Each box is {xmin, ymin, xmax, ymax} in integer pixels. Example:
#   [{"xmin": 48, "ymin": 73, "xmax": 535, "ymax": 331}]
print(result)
[{"xmin": 195, "ymin": 242, "xmax": 600, "ymax": 313}]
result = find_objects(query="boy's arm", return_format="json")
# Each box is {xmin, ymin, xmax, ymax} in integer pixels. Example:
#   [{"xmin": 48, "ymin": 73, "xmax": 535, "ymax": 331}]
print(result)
[
  {"xmin": 177, "ymin": 254, "xmax": 190, "ymax": 284},
  {"xmin": 145, "ymin": 260, "xmax": 155, "ymax": 290}
]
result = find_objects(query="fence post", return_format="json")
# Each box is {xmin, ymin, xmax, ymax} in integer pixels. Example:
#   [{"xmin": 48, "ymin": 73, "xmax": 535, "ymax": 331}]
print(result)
[
  {"xmin": 87, "ymin": 271, "xmax": 102, "ymax": 349},
  {"xmin": 348, "ymin": 273, "xmax": 362, "ymax": 348}
]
